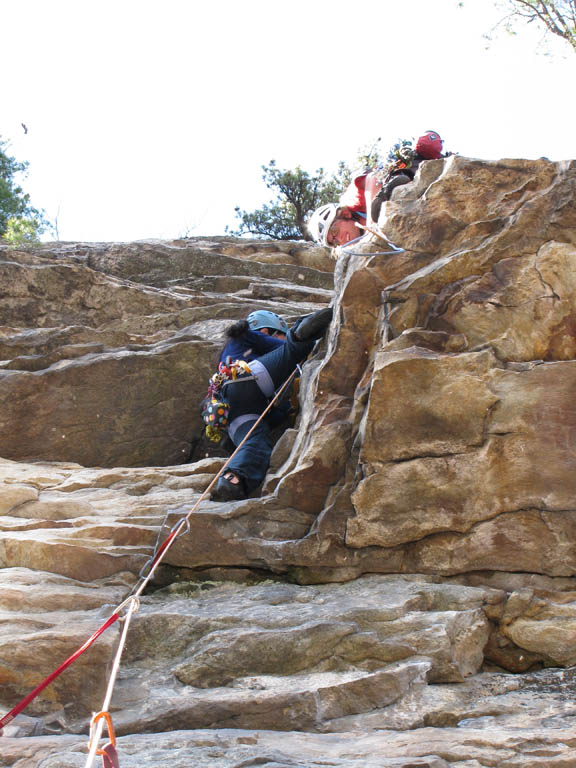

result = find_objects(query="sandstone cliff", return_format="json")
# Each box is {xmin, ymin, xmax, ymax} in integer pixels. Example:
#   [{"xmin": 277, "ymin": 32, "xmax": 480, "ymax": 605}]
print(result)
[{"xmin": 2, "ymin": 157, "xmax": 576, "ymax": 767}]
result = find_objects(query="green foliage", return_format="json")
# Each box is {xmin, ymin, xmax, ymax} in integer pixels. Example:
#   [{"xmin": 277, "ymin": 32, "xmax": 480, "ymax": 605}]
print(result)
[
  {"xmin": 0, "ymin": 136, "xmax": 48, "ymax": 241},
  {"xmin": 229, "ymin": 160, "xmax": 353, "ymax": 241},
  {"xmin": 3, "ymin": 217, "xmax": 42, "ymax": 245},
  {"xmin": 354, "ymin": 137, "xmax": 383, "ymax": 171}
]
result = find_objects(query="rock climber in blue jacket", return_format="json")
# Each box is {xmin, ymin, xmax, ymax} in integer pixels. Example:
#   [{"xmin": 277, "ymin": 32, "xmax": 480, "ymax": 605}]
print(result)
[
  {"xmin": 219, "ymin": 310, "xmax": 288, "ymax": 366},
  {"xmin": 213, "ymin": 307, "xmax": 333, "ymax": 501}
]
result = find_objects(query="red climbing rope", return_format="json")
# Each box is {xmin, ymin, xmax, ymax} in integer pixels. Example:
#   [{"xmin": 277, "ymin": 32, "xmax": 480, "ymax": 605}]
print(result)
[
  {"xmin": 0, "ymin": 365, "xmax": 301, "ymax": 737},
  {"xmin": 0, "ymin": 613, "xmax": 119, "ymax": 731}
]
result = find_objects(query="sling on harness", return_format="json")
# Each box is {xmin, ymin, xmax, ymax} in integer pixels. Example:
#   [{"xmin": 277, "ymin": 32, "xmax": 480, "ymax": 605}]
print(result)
[{"xmin": 201, "ymin": 357, "xmax": 292, "ymax": 444}]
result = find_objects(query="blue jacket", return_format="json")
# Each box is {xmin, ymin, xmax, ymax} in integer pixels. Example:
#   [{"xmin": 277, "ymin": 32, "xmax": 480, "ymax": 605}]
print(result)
[
  {"xmin": 219, "ymin": 330, "xmax": 285, "ymax": 365},
  {"xmin": 219, "ymin": 329, "xmax": 290, "ymax": 426}
]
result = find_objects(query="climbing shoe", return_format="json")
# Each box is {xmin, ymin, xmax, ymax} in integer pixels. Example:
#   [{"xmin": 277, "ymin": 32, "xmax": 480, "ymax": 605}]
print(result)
[
  {"xmin": 293, "ymin": 307, "xmax": 333, "ymax": 342},
  {"xmin": 213, "ymin": 472, "xmax": 247, "ymax": 501}
]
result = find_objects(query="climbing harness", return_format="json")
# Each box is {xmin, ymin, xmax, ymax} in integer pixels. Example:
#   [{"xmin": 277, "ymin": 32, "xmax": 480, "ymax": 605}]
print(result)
[
  {"xmin": 210, "ymin": 360, "xmax": 253, "ymax": 393},
  {"xmin": 201, "ymin": 359, "xmax": 255, "ymax": 443},
  {"xmin": 0, "ymin": 364, "xmax": 302, "ymax": 762},
  {"xmin": 202, "ymin": 357, "xmax": 284, "ymax": 443}
]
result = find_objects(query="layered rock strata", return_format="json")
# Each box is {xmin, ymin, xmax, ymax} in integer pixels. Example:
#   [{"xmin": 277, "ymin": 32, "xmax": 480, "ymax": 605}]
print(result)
[{"xmin": 2, "ymin": 158, "xmax": 576, "ymax": 767}]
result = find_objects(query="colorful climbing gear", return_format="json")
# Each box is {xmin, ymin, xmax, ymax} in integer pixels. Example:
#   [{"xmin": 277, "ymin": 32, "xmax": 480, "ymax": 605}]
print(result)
[
  {"xmin": 202, "ymin": 360, "xmax": 255, "ymax": 442},
  {"xmin": 209, "ymin": 360, "xmax": 252, "ymax": 393},
  {"xmin": 373, "ymin": 139, "xmax": 417, "ymax": 186}
]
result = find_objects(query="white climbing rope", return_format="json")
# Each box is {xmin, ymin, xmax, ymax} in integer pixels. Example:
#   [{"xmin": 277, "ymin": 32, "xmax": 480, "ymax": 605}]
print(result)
[
  {"xmin": 85, "ymin": 596, "xmax": 139, "ymax": 768},
  {"xmin": 82, "ymin": 363, "xmax": 303, "ymax": 764}
]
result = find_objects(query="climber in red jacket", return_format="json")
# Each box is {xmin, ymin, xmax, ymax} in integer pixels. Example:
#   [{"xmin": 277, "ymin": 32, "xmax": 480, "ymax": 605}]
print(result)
[{"xmin": 308, "ymin": 131, "xmax": 448, "ymax": 246}]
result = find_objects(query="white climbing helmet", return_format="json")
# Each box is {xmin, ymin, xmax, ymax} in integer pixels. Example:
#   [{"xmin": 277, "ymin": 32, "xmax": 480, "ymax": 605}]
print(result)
[{"xmin": 307, "ymin": 203, "xmax": 339, "ymax": 246}]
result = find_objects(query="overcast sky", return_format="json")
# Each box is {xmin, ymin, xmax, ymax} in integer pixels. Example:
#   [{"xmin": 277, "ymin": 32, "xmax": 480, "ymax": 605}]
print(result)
[{"xmin": 2, "ymin": 0, "xmax": 574, "ymax": 243}]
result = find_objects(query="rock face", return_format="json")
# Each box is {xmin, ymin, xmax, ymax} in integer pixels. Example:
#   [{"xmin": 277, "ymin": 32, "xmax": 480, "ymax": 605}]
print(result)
[
  {"xmin": 2, "ymin": 159, "xmax": 576, "ymax": 767},
  {"xmin": 0, "ymin": 239, "xmax": 333, "ymax": 467}
]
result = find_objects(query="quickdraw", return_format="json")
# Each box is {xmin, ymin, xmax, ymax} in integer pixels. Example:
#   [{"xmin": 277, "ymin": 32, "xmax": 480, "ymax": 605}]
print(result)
[
  {"xmin": 208, "ymin": 360, "xmax": 252, "ymax": 397},
  {"xmin": 89, "ymin": 711, "xmax": 119, "ymax": 768},
  {"xmin": 85, "ymin": 597, "xmax": 139, "ymax": 768}
]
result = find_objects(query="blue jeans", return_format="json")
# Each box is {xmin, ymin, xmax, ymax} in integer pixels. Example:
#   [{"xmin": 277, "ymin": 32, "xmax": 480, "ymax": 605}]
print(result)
[{"xmin": 223, "ymin": 329, "xmax": 315, "ymax": 493}]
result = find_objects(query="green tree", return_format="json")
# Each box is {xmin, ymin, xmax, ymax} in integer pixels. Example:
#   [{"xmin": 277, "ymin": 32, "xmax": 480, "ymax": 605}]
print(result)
[
  {"xmin": 229, "ymin": 160, "xmax": 352, "ymax": 241},
  {"xmin": 0, "ymin": 137, "xmax": 48, "ymax": 241},
  {"xmin": 356, "ymin": 137, "xmax": 385, "ymax": 171},
  {"xmin": 466, "ymin": 1, "xmax": 576, "ymax": 53},
  {"xmin": 3, "ymin": 217, "xmax": 42, "ymax": 245}
]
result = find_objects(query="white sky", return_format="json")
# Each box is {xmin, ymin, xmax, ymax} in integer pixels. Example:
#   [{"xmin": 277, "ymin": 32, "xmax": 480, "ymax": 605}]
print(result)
[{"xmin": 1, "ymin": 0, "xmax": 574, "ymax": 242}]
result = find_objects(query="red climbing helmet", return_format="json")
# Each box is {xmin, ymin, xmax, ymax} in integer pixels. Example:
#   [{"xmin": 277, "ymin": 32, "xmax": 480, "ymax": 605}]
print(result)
[{"xmin": 415, "ymin": 131, "xmax": 443, "ymax": 160}]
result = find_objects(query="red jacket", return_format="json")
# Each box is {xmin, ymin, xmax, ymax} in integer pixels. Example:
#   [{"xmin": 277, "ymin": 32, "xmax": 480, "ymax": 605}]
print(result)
[{"xmin": 338, "ymin": 174, "xmax": 368, "ymax": 214}]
